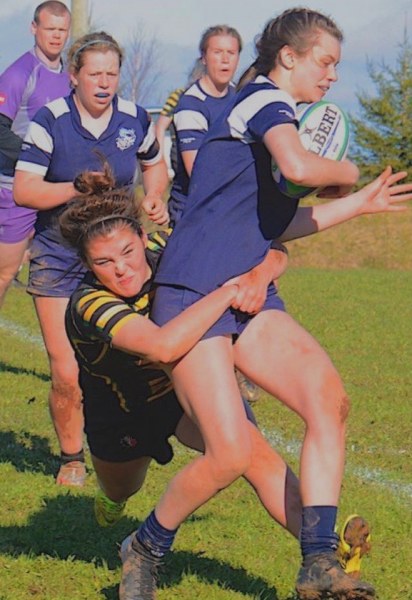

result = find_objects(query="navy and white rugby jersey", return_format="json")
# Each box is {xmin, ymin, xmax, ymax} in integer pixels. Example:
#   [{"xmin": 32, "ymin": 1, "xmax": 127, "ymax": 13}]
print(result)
[
  {"xmin": 169, "ymin": 80, "xmax": 235, "ymax": 223},
  {"xmin": 16, "ymin": 91, "xmax": 160, "ymax": 243},
  {"xmin": 155, "ymin": 76, "xmax": 300, "ymax": 295}
]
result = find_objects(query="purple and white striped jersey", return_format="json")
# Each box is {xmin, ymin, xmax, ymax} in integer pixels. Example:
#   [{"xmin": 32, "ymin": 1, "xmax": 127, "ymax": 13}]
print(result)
[{"xmin": 0, "ymin": 49, "xmax": 69, "ymax": 184}]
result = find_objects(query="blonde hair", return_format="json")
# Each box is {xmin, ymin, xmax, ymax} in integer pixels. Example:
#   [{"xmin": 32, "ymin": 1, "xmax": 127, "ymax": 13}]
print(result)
[
  {"xmin": 199, "ymin": 25, "xmax": 243, "ymax": 56},
  {"xmin": 67, "ymin": 31, "xmax": 123, "ymax": 73}
]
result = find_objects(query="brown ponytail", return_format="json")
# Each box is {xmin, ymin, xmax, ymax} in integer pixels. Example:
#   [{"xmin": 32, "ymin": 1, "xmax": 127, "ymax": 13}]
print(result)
[{"xmin": 237, "ymin": 8, "xmax": 343, "ymax": 90}]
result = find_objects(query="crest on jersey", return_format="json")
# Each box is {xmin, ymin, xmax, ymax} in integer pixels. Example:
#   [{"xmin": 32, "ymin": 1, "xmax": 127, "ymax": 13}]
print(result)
[{"xmin": 116, "ymin": 127, "xmax": 136, "ymax": 150}]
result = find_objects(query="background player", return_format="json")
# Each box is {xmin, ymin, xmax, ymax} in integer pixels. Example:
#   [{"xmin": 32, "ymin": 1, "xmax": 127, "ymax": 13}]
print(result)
[
  {"xmin": 155, "ymin": 60, "xmax": 205, "ymax": 177},
  {"xmin": 13, "ymin": 31, "xmax": 169, "ymax": 487},
  {"xmin": 0, "ymin": 1, "xmax": 71, "ymax": 309},
  {"xmin": 164, "ymin": 24, "xmax": 260, "ymax": 402},
  {"xmin": 167, "ymin": 24, "xmax": 242, "ymax": 225}
]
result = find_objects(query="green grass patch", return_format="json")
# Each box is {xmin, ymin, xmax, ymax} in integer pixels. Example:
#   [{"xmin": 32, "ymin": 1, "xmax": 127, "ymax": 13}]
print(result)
[{"xmin": 0, "ymin": 266, "xmax": 411, "ymax": 599}]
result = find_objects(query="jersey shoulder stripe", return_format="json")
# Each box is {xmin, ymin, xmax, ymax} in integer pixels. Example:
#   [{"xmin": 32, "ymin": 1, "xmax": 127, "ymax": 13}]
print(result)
[
  {"xmin": 82, "ymin": 295, "xmax": 126, "ymax": 324},
  {"xmin": 184, "ymin": 82, "xmax": 206, "ymax": 102},
  {"xmin": 227, "ymin": 78, "xmax": 296, "ymax": 140},
  {"xmin": 23, "ymin": 120, "xmax": 54, "ymax": 153},
  {"xmin": 117, "ymin": 96, "xmax": 138, "ymax": 117},
  {"xmin": 46, "ymin": 96, "xmax": 70, "ymax": 119},
  {"xmin": 175, "ymin": 109, "xmax": 208, "ymax": 132},
  {"xmin": 160, "ymin": 88, "xmax": 184, "ymax": 116},
  {"xmin": 146, "ymin": 229, "xmax": 170, "ymax": 252}
]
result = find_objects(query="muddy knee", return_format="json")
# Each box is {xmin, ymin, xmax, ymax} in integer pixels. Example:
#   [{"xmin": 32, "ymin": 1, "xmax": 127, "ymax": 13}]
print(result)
[{"xmin": 50, "ymin": 378, "xmax": 82, "ymax": 411}]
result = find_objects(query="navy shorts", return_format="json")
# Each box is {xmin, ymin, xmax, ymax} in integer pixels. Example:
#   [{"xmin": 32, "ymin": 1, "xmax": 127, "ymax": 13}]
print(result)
[
  {"xmin": 27, "ymin": 233, "xmax": 86, "ymax": 297},
  {"xmin": 84, "ymin": 389, "xmax": 184, "ymax": 464},
  {"xmin": 151, "ymin": 283, "xmax": 285, "ymax": 338}
]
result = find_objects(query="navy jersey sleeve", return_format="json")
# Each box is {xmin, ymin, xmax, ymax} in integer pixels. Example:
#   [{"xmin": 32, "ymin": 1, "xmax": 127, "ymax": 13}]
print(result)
[
  {"xmin": 228, "ymin": 85, "xmax": 297, "ymax": 143},
  {"xmin": 174, "ymin": 89, "xmax": 209, "ymax": 152},
  {"xmin": 136, "ymin": 106, "xmax": 162, "ymax": 166},
  {"xmin": 15, "ymin": 99, "xmax": 64, "ymax": 177}
]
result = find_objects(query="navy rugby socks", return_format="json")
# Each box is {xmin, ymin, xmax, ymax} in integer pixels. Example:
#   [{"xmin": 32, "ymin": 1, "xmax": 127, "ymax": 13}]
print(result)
[
  {"xmin": 300, "ymin": 505, "xmax": 339, "ymax": 560},
  {"xmin": 136, "ymin": 510, "xmax": 178, "ymax": 558}
]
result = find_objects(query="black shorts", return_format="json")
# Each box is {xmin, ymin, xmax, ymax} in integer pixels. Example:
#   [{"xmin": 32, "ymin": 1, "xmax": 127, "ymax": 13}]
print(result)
[{"xmin": 84, "ymin": 389, "xmax": 184, "ymax": 464}]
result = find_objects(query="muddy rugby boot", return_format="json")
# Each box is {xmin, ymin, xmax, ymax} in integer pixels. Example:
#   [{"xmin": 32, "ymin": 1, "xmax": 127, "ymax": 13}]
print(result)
[
  {"xmin": 119, "ymin": 534, "xmax": 163, "ymax": 600},
  {"xmin": 338, "ymin": 514, "xmax": 372, "ymax": 579},
  {"xmin": 235, "ymin": 369, "xmax": 260, "ymax": 403},
  {"xmin": 295, "ymin": 551, "xmax": 375, "ymax": 599}
]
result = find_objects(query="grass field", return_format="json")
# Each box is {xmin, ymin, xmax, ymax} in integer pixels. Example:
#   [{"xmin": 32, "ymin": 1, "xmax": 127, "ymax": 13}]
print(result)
[{"xmin": 0, "ymin": 213, "xmax": 411, "ymax": 599}]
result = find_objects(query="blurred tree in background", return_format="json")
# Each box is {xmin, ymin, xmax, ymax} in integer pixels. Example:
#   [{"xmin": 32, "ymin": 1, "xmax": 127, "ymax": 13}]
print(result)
[{"xmin": 351, "ymin": 32, "xmax": 412, "ymax": 181}]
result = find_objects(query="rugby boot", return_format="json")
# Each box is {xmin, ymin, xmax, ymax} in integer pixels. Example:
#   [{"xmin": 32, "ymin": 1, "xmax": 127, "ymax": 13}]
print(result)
[
  {"xmin": 235, "ymin": 369, "xmax": 260, "ymax": 403},
  {"xmin": 94, "ymin": 489, "xmax": 126, "ymax": 527},
  {"xmin": 338, "ymin": 514, "xmax": 372, "ymax": 579},
  {"xmin": 296, "ymin": 551, "xmax": 375, "ymax": 599},
  {"xmin": 119, "ymin": 533, "xmax": 163, "ymax": 600}
]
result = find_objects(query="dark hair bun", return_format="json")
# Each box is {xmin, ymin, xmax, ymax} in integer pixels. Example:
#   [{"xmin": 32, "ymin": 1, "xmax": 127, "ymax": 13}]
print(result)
[{"xmin": 73, "ymin": 159, "xmax": 116, "ymax": 195}]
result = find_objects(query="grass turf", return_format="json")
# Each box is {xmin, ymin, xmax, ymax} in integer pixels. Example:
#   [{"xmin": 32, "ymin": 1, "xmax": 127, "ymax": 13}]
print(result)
[{"xmin": 0, "ymin": 262, "xmax": 411, "ymax": 599}]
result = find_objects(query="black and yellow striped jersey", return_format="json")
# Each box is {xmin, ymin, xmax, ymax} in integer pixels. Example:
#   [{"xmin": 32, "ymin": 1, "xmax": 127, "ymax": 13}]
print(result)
[
  {"xmin": 160, "ymin": 88, "xmax": 185, "ymax": 118},
  {"xmin": 65, "ymin": 230, "xmax": 173, "ymax": 413}
]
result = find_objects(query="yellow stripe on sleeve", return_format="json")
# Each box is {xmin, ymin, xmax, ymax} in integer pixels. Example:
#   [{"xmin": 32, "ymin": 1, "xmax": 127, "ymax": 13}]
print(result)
[
  {"xmin": 93, "ymin": 303, "xmax": 131, "ymax": 331},
  {"xmin": 77, "ymin": 289, "xmax": 114, "ymax": 310},
  {"xmin": 83, "ymin": 296, "xmax": 122, "ymax": 323},
  {"xmin": 109, "ymin": 312, "xmax": 138, "ymax": 337}
]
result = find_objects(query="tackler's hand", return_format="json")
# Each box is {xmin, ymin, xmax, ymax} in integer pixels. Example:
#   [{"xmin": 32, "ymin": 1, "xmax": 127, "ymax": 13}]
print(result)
[{"xmin": 141, "ymin": 195, "xmax": 169, "ymax": 226}]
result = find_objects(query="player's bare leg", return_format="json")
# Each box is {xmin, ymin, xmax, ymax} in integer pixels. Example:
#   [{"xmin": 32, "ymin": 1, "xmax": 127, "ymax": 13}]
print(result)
[{"xmin": 34, "ymin": 296, "xmax": 85, "ymax": 486}]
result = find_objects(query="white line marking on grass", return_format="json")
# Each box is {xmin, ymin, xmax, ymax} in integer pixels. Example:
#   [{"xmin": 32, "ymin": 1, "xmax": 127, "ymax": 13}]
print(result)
[
  {"xmin": 173, "ymin": 425, "xmax": 411, "ymax": 502},
  {"xmin": 0, "ymin": 316, "xmax": 44, "ymax": 349},
  {"xmin": 350, "ymin": 444, "xmax": 409, "ymax": 456},
  {"xmin": 260, "ymin": 427, "xmax": 412, "ymax": 502},
  {"xmin": 353, "ymin": 466, "xmax": 412, "ymax": 499}
]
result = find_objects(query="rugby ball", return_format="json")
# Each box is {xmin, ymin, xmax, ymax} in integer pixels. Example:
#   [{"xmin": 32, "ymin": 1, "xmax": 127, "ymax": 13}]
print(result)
[{"xmin": 272, "ymin": 100, "xmax": 350, "ymax": 199}]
